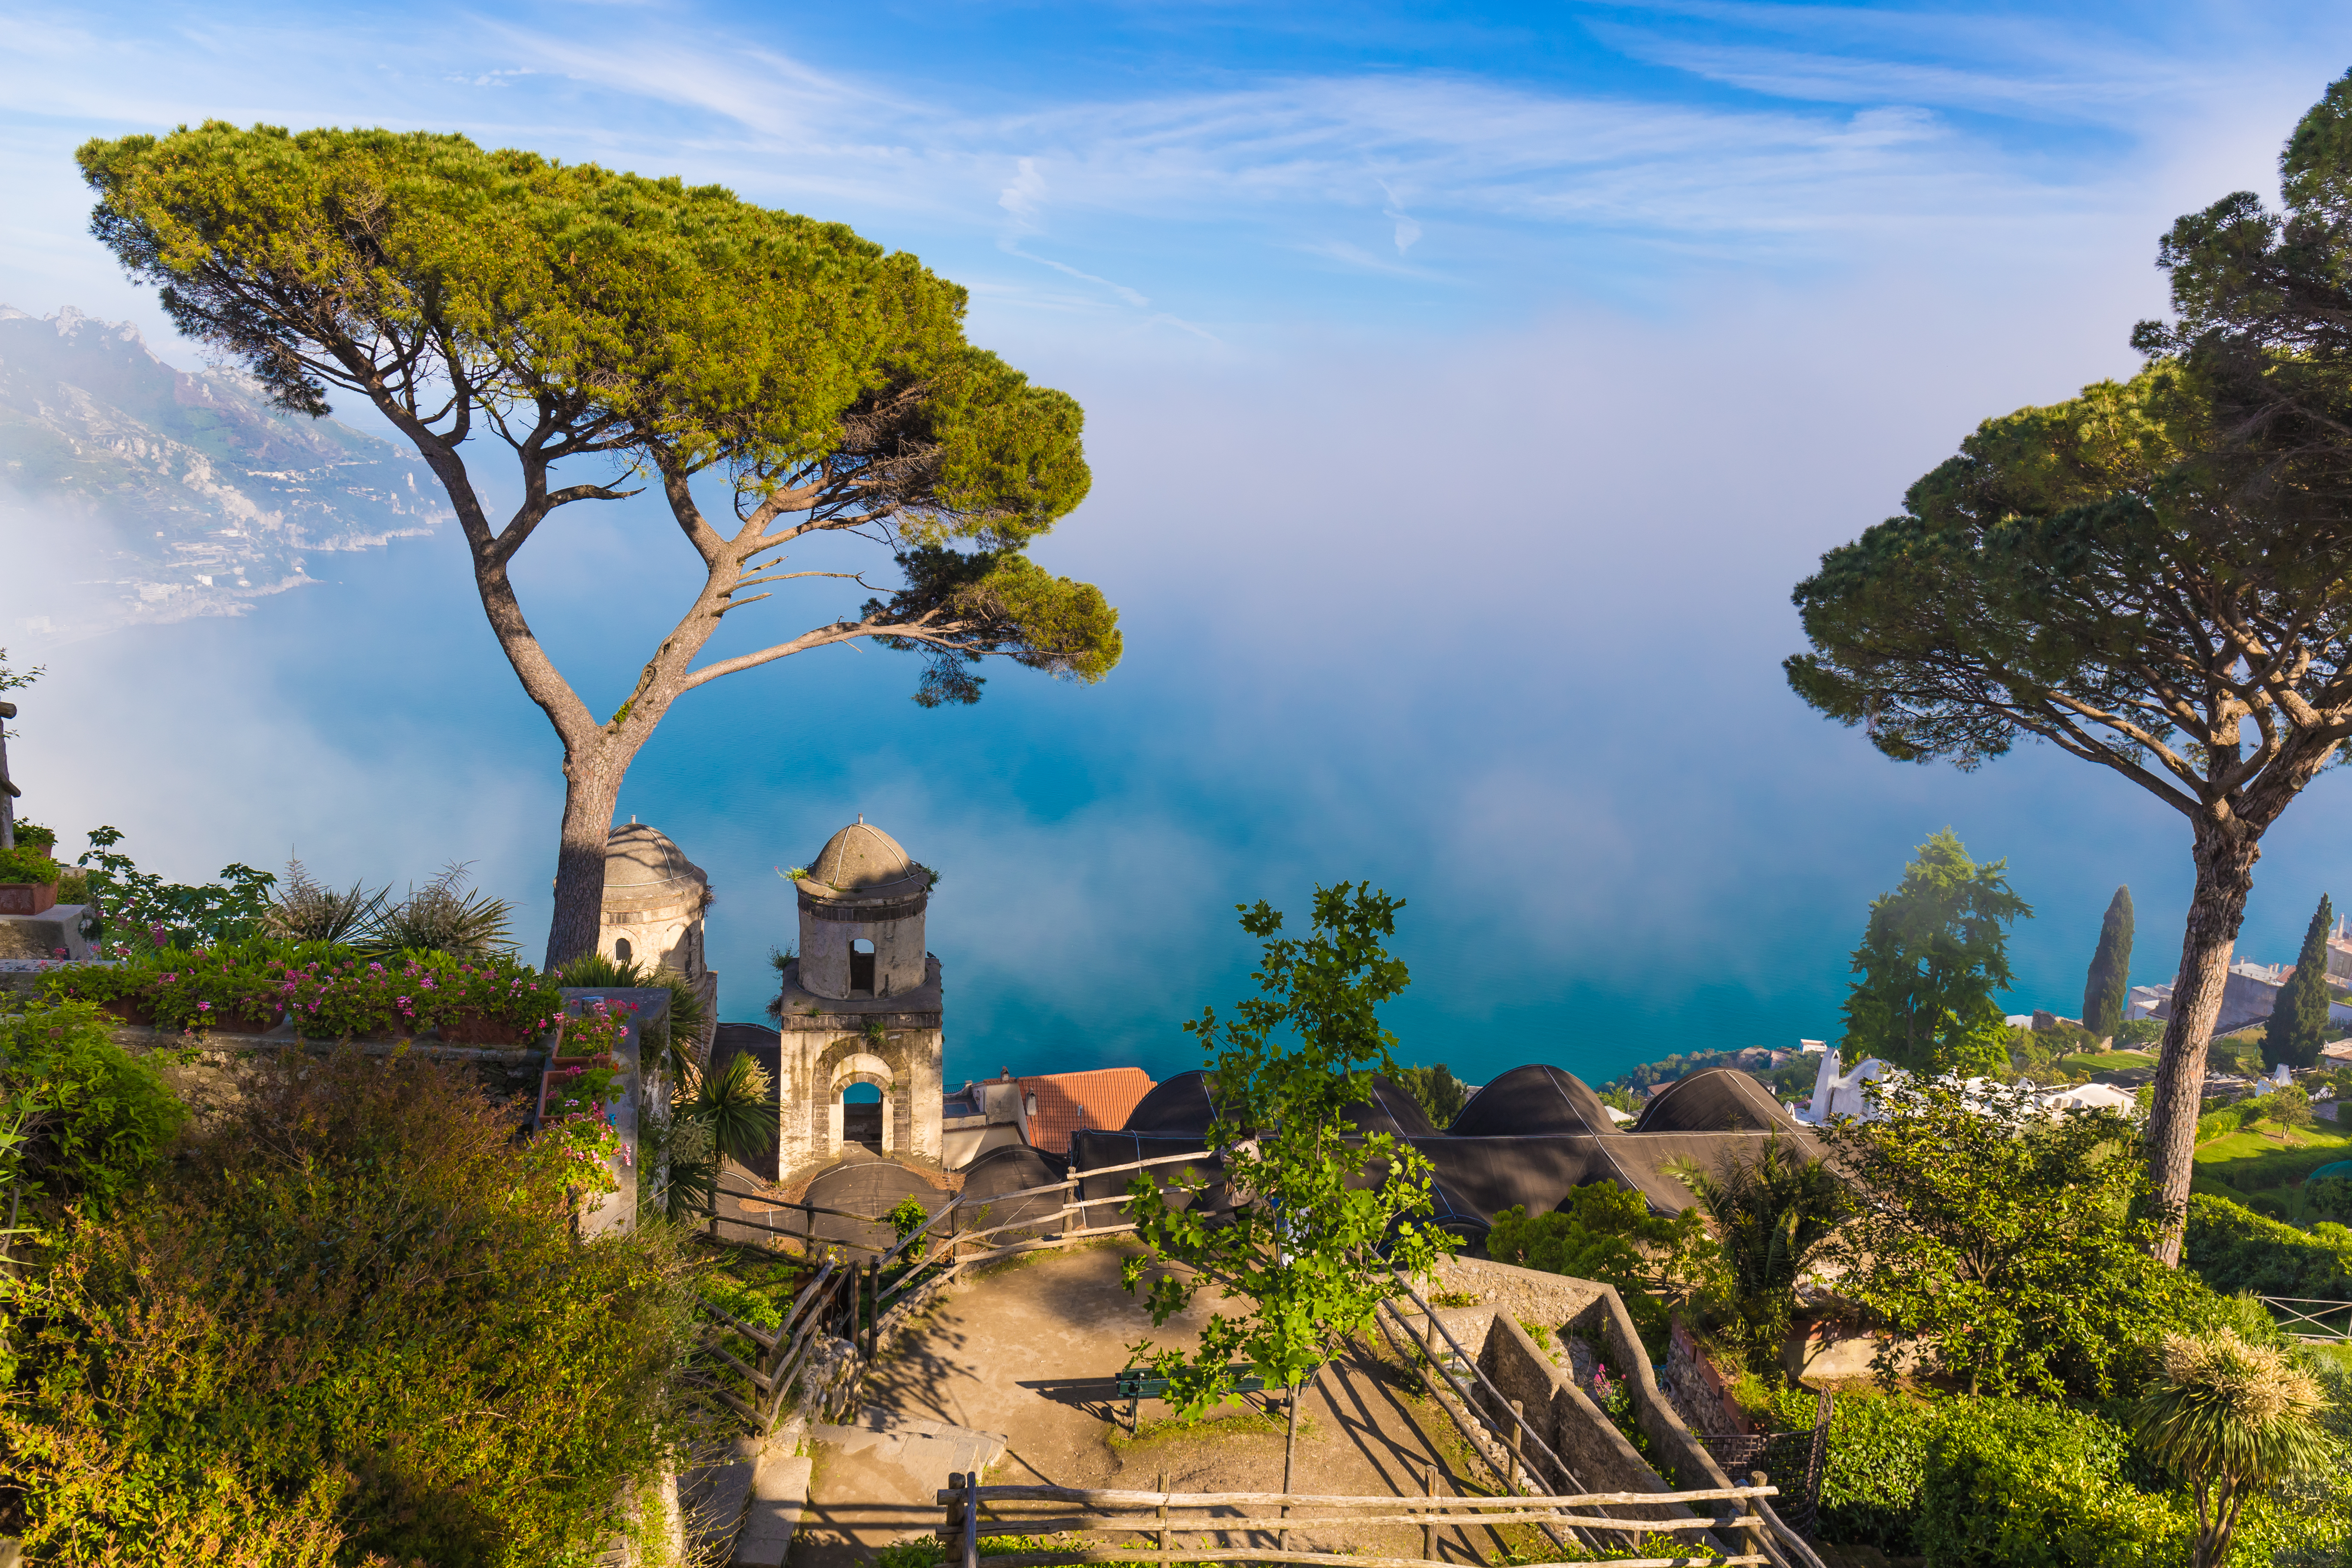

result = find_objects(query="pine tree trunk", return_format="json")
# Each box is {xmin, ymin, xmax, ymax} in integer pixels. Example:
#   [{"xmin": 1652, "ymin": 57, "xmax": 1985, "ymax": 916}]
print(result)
[
  {"xmin": 2147, "ymin": 818, "xmax": 2262, "ymax": 1265},
  {"xmin": 544, "ymin": 747, "xmax": 624, "ymax": 973}
]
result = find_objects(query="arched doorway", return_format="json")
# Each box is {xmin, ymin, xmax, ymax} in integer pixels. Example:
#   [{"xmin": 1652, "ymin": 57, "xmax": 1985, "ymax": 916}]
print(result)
[
  {"xmin": 827, "ymin": 1051, "xmax": 896, "ymax": 1157},
  {"xmin": 842, "ymin": 1081, "xmax": 882, "ymax": 1151}
]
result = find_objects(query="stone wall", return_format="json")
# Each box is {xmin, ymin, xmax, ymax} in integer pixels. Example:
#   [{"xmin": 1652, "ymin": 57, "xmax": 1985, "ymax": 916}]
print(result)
[{"xmin": 1422, "ymin": 1253, "xmax": 1732, "ymax": 1500}]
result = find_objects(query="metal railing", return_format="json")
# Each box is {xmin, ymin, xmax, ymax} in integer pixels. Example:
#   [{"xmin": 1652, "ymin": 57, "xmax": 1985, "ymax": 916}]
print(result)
[{"xmin": 2258, "ymin": 1296, "xmax": 2352, "ymax": 1342}]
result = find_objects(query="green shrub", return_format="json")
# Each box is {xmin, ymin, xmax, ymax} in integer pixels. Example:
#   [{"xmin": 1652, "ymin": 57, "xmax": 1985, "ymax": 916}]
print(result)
[
  {"xmin": 1488, "ymin": 1183, "xmax": 1716, "ymax": 1351},
  {"xmin": 1920, "ymin": 1399, "xmax": 2188, "ymax": 1568},
  {"xmin": 0, "ymin": 844, "xmax": 61, "ymax": 884},
  {"xmin": 0, "ymin": 995, "xmax": 184, "ymax": 1219},
  {"xmin": 1803, "ymin": 1391, "xmax": 1937, "ymax": 1554},
  {"xmin": 0, "ymin": 1049, "xmax": 698, "ymax": 1566},
  {"xmin": 2185, "ymin": 1192, "xmax": 2352, "ymax": 1301}
]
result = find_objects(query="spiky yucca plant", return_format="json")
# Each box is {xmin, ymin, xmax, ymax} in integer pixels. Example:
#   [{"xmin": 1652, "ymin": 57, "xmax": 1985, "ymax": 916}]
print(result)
[
  {"xmin": 267, "ymin": 857, "xmax": 387, "ymax": 945},
  {"xmin": 367, "ymin": 862, "xmax": 517, "ymax": 958},
  {"xmin": 2135, "ymin": 1329, "xmax": 2329, "ymax": 1568}
]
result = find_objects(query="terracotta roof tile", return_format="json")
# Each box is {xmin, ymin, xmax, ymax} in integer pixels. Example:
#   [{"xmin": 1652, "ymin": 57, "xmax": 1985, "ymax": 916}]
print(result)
[{"xmin": 1016, "ymin": 1067, "xmax": 1156, "ymax": 1155}]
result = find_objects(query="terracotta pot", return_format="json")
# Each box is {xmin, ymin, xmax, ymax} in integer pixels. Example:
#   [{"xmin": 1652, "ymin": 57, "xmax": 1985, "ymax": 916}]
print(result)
[
  {"xmin": 444, "ymin": 1013, "xmax": 533, "ymax": 1046},
  {"xmin": 101, "ymin": 997, "xmax": 156, "ymax": 1027},
  {"xmin": 206, "ymin": 1004, "xmax": 285, "ymax": 1036},
  {"xmin": 0, "ymin": 881, "xmax": 57, "ymax": 916}
]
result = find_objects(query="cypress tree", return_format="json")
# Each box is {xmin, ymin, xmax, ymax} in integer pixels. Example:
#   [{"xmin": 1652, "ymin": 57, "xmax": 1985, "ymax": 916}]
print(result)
[
  {"xmin": 2269, "ymin": 895, "xmax": 2337, "ymax": 1070},
  {"xmin": 2082, "ymin": 885, "xmax": 2135, "ymax": 1040}
]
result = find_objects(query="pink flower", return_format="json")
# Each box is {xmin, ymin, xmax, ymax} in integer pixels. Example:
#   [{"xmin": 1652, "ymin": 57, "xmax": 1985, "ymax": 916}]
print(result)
[{"xmin": 196, "ymin": 1000, "xmax": 211, "ymax": 1011}]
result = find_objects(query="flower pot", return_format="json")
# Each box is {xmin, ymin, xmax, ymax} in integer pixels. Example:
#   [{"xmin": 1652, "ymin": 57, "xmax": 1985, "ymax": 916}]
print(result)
[
  {"xmin": 204, "ymin": 1004, "xmax": 285, "ymax": 1036},
  {"xmin": 538, "ymin": 1054, "xmax": 620, "ymax": 1123},
  {"xmin": 0, "ymin": 881, "xmax": 57, "ymax": 916},
  {"xmin": 101, "ymin": 997, "xmax": 156, "ymax": 1028},
  {"xmin": 444, "ymin": 1013, "xmax": 533, "ymax": 1046}
]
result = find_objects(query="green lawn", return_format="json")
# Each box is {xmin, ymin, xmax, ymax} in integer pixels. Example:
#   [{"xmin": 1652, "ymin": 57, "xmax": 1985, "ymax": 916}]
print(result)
[
  {"xmin": 2054, "ymin": 1050, "xmax": 2160, "ymax": 1074},
  {"xmin": 2195, "ymin": 1119, "xmax": 2352, "ymax": 1222}
]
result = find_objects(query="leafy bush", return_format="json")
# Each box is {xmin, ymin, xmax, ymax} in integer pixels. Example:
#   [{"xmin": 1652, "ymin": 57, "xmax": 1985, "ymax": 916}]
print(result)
[
  {"xmin": 1920, "ymin": 1400, "xmax": 2188, "ymax": 1568},
  {"xmin": 0, "ymin": 1049, "xmax": 697, "ymax": 1565},
  {"xmin": 7, "ymin": 820, "xmax": 58, "ymax": 853},
  {"xmin": 2185, "ymin": 1192, "xmax": 2352, "ymax": 1300},
  {"xmin": 1805, "ymin": 1391, "xmax": 1937, "ymax": 1554},
  {"xmin": 1488, "ymin": 1182, "xmax": 1716, "ymax": 1350},
  {"xmin": 0, "ymin": 995, "xmax": 184, "ymax": 1220},
  {"xmin": 0, "ymin": 844, "xmax": 61, "ymax": 884},
  {"xmin": 70, "ymin": 824, "xmax": 276, "ymax": 948},
  {"xmin": 1819, "ymin": 1077, "xmax": 2224, "ymax": 1399}
]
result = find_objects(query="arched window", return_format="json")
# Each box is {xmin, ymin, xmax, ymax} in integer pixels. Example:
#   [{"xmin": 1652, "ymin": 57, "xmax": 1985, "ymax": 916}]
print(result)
[
  {"xmin": 849, "ymin": 937, "xmax": 876, "ymax": 995},
  {"xmin": 615, "ymin": 936, "xmax": 633, "ymax": 962}
]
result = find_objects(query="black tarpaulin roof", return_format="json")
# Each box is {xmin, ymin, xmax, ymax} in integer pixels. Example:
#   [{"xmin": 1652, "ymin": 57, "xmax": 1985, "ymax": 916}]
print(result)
[{"xmin": 1448, "ymin": 1063, "xmax": 1620, "ymax": 1137}]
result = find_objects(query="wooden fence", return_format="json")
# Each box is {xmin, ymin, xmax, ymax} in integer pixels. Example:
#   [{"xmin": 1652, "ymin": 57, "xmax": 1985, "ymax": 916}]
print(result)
[
  {"xmin": 683, "ymin": 1256, "xmax": 863, "ymax": 1433},
  {"xmin": 936, "ymin": 1476, "xmax": 1791, "ymax": 1568},
  {"xmin": 688, "ymin": 1149, "xmax": 1818, "ymax": 1568}
]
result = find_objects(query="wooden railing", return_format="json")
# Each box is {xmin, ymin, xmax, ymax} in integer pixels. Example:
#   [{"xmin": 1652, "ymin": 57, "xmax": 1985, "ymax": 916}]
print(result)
[
  {"xmin": 936, "ymin": 1475, "xmax": 1789, "ymax": 1568},
  {"xmin": 683, "ymin": 1256, "xmax": 862, "ymax": 1433}
]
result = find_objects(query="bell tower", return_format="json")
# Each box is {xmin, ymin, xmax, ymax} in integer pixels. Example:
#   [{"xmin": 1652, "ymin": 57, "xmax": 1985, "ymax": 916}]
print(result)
[{"xmin": 772, "ymin": 817, "xmax": 946, "ymax": 1177}]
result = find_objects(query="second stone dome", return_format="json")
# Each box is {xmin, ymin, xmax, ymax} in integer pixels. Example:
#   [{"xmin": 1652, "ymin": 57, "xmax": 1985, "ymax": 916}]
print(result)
[{"xmin": 804, "ymin": 818, "xmax": 926, "ymax": 899}]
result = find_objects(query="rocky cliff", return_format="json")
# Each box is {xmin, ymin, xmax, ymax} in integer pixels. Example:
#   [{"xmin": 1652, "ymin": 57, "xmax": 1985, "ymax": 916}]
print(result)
[{"xmin": 0, "ymin": 305, "xmax": 447, "ymax": 638}]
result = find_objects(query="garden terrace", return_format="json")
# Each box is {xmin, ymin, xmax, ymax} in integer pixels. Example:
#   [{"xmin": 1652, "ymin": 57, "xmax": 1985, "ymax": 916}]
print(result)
[{"xmin": 788, "ymin": 1241, "xmax": 1788, "ymax": 1568}]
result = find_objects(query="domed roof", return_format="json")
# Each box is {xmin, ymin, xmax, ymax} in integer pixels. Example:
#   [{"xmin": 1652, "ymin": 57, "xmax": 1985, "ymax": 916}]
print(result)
[
  {"xmin": 802, "ymin": 818, "xmax": 926, "ymax": 900},
  {"xmin": 603, "ymin": 821, "xmax": 707, "ymax": 910}
]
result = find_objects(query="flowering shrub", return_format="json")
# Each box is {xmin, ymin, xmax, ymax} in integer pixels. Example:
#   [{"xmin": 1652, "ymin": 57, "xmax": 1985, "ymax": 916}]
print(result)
[
  {"xmin": 555, "ymin": 995, "xmax": 637, "ymax": 1060},
  {"xmin": 545, "ymin": 1062, "xmax": 622, "ymax": 1119},
  {"xmin": 43, "ymin": 939, "xmax": 563, "ymax": 1039}
]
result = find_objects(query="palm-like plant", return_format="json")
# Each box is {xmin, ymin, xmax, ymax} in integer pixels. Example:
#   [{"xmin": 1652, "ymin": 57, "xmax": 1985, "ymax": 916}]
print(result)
[
  {"xmin": 1671, "ymin": 1136, "xmax": 1847, "ymax": 1371},
  {"xmin": 364, "ymin": 862, "xmax": 517, "ymax": 958},
  {"xmin": 267, "ymin": 857, "xmax": 387, "ymax": 945},
  {"xmin": 2135, "ymin": 1329, "xmax": 2329, "ymax": 1568},
  {"xmin": 660, "ymin": 1050, "xmax": 779, "ymax": 1222}
]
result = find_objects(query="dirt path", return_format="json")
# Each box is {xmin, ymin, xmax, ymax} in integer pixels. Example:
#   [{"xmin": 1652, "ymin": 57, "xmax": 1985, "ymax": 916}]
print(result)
[{"xmin": 798, "ymin": 1242, "xmax": 1526, "ymax": 1568}]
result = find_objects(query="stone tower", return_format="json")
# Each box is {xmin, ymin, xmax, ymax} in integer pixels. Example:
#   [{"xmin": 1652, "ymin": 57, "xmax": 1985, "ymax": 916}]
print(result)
[
  {"xmin": 774, "ymin": 817, "xmax": 945, "ymax": 1176},
  {"xmin": 600, "ymin": 821, "xmax": 717, "ymax": 1032}
]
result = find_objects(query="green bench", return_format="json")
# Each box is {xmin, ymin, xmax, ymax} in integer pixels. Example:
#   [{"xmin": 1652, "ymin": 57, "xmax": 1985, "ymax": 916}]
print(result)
[{"xmin": 1113, "ymin": 1365, "xmax": 1268, "ymax": 1430}]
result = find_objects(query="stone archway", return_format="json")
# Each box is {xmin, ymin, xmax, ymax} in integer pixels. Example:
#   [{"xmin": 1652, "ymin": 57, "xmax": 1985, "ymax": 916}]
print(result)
[{"xmin": 828, "ymin": 1051, "xmax": 897, "ymax": 1156}]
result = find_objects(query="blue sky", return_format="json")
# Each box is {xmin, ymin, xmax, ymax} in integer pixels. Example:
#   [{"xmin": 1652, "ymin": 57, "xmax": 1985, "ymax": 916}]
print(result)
[{"xmin": 7, "ymin": 2, "xmax": 2352, "ymax": 1086}]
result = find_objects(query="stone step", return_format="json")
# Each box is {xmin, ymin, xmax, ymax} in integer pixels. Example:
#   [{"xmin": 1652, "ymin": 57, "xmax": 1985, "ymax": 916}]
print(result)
[
  {"xmin": 731, "ymin": 1453, "xmax": 813, "ymax": 1568},
  {"xmin": 810, "ymin": 1409, "xmax": 1009, "ymax": 1485},
  {"xmin": 682, "ymin": 1435, "xmax": 762, "ymax": 1561}
]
